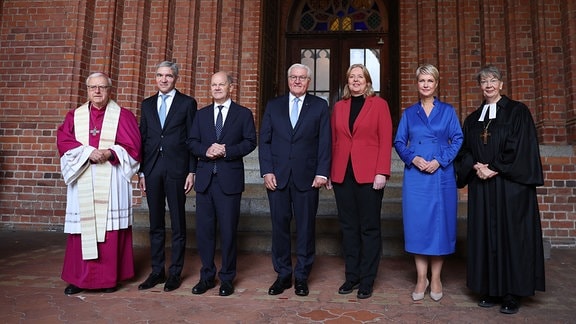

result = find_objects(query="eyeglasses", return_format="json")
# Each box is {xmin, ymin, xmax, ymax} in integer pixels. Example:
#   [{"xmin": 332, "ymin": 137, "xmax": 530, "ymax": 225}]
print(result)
[
  {"xmin": 480, "ymin": 79, "xmax": 500, "ymax": 86},
  {"xmin": 288, "ymin": 75, "xmax": 309, "ymax": 82},
  {"xmin": 87, "ymin": 85, "xmax": 110, "ymax": 91}
]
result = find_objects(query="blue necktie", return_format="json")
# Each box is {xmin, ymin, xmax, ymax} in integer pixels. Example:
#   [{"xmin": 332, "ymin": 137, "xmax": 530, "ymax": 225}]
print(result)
[
  {"xmin": 290, "ymin": 97, "xmax": 299, "ymax": 128},
  {"xmin": 159, "ymin": 94, "xmax": 168, "ymax": 127}
]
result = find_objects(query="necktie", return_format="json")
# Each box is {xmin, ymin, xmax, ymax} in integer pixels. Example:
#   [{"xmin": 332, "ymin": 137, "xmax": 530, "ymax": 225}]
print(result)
[
  {"xmin": 290, "ymin": 97, "xmax": 299, "ymax": 128},
  {"xmin": 159, "ymin": 94, "xmax": 168, "ymax": 127},
  {"xmin": 215, "ymin": 105, "xmax": 224, "ymax": 139},
  {"xmin": 213, "ymin": 105, "xmax": 224, "ymax": 174}
]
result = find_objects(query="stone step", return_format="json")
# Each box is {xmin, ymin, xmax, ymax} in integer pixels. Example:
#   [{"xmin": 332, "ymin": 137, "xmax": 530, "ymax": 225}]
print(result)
[
  {"xmin": 133, "ymin": 184, "xmax": 468, "ymax": 256},
  {"xmin": 132, "ymin": 150, "xmax": 468, "ymax": 256}
]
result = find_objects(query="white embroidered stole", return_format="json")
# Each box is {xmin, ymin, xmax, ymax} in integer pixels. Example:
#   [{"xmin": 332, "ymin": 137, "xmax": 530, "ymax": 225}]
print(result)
[{"xmin": 74, "ymin": 100, "xmax": 120, "ymax": 260}]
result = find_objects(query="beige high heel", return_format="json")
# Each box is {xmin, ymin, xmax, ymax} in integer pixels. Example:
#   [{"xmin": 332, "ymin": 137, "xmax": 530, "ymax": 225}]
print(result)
[
  {"xmin": 411, "ymin": 279, "xmax": 429, "ymax": 301},
  {"xmin": 430, "ymin": 291, "xmax": 443, "ymax": 301},
  {"xmin": 430, "ymin": 281, "xmax": 443, "ymax": 301}
]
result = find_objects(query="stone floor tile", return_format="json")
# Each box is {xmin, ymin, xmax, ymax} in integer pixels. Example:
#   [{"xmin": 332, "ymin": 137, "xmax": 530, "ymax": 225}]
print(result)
[{"xmin": 1, "ymin": 230, "xmax": 575, "ymax": 323}]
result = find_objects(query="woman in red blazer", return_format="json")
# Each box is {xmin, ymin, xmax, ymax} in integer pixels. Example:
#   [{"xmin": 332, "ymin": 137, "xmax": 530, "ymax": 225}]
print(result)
[{"xmin": 328, "ymin": 64, "xmax": 393, "ymax": 299}]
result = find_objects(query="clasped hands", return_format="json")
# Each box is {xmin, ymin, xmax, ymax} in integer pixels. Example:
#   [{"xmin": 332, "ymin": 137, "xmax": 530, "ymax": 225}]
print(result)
[
  {"xmin": 474, "ymin": 162, "xmax": 498, "ymax": 180},
  {"xmin": 89, "ymin": 148, "xmax": 112, "ymax": 164},
  {"xmin": 412, "ymin": 156, "xmax": 439, "ymax": 174},
  {"xmin": 206, "ymin": 143, "xmax": 226, "ymax": 159}
]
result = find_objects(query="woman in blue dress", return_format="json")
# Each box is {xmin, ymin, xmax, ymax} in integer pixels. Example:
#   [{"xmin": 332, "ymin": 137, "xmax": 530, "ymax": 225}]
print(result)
[{"xmin": 394, "ymin": 64, "xmax": 463, "ymax": 302}]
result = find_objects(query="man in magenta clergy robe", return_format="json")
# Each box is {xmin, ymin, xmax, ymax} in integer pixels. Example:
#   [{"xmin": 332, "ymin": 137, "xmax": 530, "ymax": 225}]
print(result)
[{"xmin": 57, "ymin": 72, "xmax": 141, "ymax": 295}]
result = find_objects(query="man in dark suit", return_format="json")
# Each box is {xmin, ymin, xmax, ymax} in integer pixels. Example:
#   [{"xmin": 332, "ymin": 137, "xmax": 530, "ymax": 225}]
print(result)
[
  {"xmin": 258, "ymin": 63, "xmax": 331, "ymax": 296},
  {"xmin": 138, "ymin": 61, "xmax": 197, "ymax": 292},
  {"xmin": 188, "ymin": 71, "xmax": 256, "ymax": 296}
]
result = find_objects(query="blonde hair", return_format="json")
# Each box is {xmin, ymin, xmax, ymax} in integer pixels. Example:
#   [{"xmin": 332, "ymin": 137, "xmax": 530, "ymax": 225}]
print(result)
[
  {"xmin": 342, "ymin": 64, "xmax": 375, "ymax": 99},
  {"xmin": 416, "ymin": 63, "xmax": 439, "ymax": 81}
]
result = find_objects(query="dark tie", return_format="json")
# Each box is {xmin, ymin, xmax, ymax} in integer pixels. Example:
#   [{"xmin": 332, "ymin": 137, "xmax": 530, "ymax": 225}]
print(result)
[
  {"xmin": 215, "ymin": 105, "xmax": 223, "ymax": 139},
  {"xmin": 159, "ymin": 94, "xmax": 168, "ymax": 127},
  {"xmin": 213, "ymin": 105, "xmax": 224, "ymax": 173}
]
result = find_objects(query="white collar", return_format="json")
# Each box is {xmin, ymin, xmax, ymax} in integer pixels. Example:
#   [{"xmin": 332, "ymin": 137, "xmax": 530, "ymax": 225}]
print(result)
[{"xmin": 478, "ymin": 103, "xmax": 497, "ymax": 121}]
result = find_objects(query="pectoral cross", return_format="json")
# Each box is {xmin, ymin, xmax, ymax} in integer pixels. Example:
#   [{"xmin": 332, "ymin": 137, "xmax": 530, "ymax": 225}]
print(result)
[
  {"xmin": 90, "ymin": 126, "xmax": 100, "ymax": 136},
  {"xmin": 480, "ymin": 128, "xmax": 490, "ymax": 145}
]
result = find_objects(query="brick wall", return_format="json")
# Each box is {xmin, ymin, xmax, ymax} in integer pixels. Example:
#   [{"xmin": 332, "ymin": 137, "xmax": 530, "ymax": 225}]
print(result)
[
  {"xmin": 0, "ymin": 0, "xmax": 574, "ymax": 246},
  {"xmin": 397, "ymin": 0, "xmax": 576, "ymax": 246}
]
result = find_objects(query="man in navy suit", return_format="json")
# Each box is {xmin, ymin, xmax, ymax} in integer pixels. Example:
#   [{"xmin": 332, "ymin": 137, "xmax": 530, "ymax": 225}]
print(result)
[
  {"xmin": 138, "ymin": 61, "xmax": 197, "ymax": 292},
  {"xmin": 189, "ymin": 72, "xmax": 256, "ymax": 296},
  {"xmin": 259, "ymin": 63, "xmax": 331, "ymax": 296}
]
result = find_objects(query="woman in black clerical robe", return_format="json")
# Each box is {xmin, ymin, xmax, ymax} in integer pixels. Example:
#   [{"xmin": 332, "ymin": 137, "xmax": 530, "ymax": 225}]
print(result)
[{"xmin": 454, "ymin": 65, "xmax": 545, "ymax": 315}]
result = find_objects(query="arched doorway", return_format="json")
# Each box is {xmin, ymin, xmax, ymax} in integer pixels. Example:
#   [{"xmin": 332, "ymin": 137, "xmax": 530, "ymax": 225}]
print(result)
[
  {"xmin": 287, "ymin": 0, "xmax": 399, "ymax": 124},
  {"xmin": 258, "ymin": 0, "xmax": 399, "ymax": 128}
]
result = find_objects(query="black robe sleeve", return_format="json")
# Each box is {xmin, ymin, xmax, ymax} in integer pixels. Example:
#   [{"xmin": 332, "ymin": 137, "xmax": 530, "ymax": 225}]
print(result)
[{"xmin": 489, "ymin": 99, "xmax": 543, "ymax": 186}]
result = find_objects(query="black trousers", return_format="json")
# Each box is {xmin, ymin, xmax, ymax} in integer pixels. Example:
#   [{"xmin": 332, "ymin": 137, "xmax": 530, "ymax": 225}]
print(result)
[
  {"xmin": 195, "ymin": 174, "xmax": 241, "ymax": 282},
  {"xmin": 333, "ymin": 165, "xmax": 383, "ymax": 286},
  {"xmin": 145, "ymin": 157, "xmax": 187, "ymax": 276},
  {"xmin": 268, "ymin": 176, "xmax": 319, "ymax": 280}
]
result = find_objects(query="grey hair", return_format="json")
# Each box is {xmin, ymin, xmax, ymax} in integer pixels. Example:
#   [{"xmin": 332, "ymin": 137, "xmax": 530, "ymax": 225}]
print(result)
[
  {"xmin": 86, "ymin": 72, "xmax": 112, "ymax": 86},
  {"xmin": 287, "ymin": 63, "xmax": 312, "ymax": 79},
  {"xmin": 476, "ymin": 65, "xmax": 502, "ymax": 84},
  {"xmin": 157, "ymin": 61, "xmax": 180, "ymax": 78}
]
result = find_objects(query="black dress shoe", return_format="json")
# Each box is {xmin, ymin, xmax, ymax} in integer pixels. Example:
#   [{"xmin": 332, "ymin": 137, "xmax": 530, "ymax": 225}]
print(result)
[
  {"xmin": 357, "ymin": 284, "xmax": 373, "ymax": 299},
  {"xmin": 102, "ymin": 286, "xmax": 117, "ymax": 293},
  {"xmin": 138, "ymin": 272, "xmax": 166, "ymax": 290},
  {"xmin": 500, "ymin": 295, "xmax": 520, "ymax": 314},
  {"xmin": 478, "ymin": 295, "xmax": 501, "ymax": 308},
  {"xmin": 294, "ymin": 278, "xmax": 309, "ymax": 296},
  {"xmin": 268, "ymin": 277, "xmax": 292, "ymax": 295},
  {"xmin": 192, "ymin": 279, "xmax": 216, "ymax": 294},
  {"xmin": 64, "ymin": 284, "xmax": 83, "ymax": 295},
  {"xmin": 164, "ymin": 275, "xmax": 182, "ymax": 292},
  {"xmin": 219, "ymin": 281, "xmax": 234, "ymax": 296},
  {"xmin": 338, "ymin": 281, "xmax": 359, "ymax": 294}
]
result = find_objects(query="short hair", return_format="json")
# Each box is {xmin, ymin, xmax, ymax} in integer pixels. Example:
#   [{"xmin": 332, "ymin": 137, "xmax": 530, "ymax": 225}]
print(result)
[
  {"xmin": 476, "ymin": 65, "xmax": 502, "ymax": 84},
  {"xmin": 157, "ymin": 61, "xmax": 179, "ymax": 78},
  {"xmin": 287, "ymin": 63, "xmax": 312, "ymax": 79},
  {"xmin": 224, "ymin": 73, "xmax": 234, "ymax": 85},
  {"xmin": 342, "ymin": 63, "xmax": 375, "ymax": 99},
  {"xmin": 86, "ymin": 72, "xmax": 112, "ymax": 86},
  {"xmin": 416, "ymin": 63, "xmax": 439, "ymax": 81}
]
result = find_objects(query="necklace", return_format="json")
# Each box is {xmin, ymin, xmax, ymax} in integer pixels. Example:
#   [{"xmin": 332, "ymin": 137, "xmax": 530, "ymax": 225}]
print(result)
[
  {"xmin": 479, "ymin": 103, "xmax": 500, "ymax": 144},
  {"xmin": 480, "ymin": 119, "xmax": 493, "ymax": 145},
  {"xmin": 89, "ymin": 104, "xmax": 100, "ymax": 136}
]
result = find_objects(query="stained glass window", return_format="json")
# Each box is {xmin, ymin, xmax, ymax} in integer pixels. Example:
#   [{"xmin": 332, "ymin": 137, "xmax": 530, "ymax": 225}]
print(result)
[{"xmin": 295, "ymin": 0, "xmax": 386, "ymax": 32}]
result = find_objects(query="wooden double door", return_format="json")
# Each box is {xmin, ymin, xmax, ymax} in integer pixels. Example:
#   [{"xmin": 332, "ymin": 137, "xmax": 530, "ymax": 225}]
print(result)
[{"xmin": 287, "ymin": 33, "xmax": 391, "ymax": 110}]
